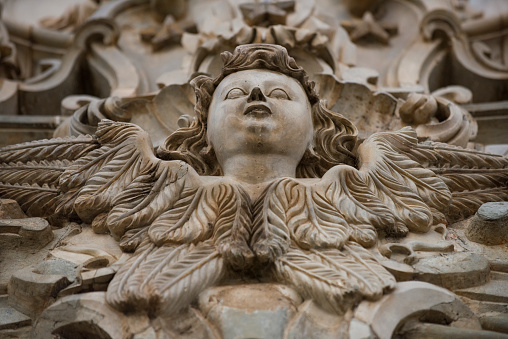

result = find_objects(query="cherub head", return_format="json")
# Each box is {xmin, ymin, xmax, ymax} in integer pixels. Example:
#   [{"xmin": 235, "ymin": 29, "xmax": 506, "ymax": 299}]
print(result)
[{"xmin": 157, "ymin": 44, "xmax": 358, "ymax": 178}]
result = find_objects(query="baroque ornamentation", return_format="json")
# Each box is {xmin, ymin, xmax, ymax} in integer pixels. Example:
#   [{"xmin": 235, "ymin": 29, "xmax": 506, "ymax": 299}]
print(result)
[
  {"xmin": 0, "ymin": 45, "xmax": 507, "ymax": 329},
  {"xmin": 1, "ymin": 1, "xmax": 508, "ymax": 338}
]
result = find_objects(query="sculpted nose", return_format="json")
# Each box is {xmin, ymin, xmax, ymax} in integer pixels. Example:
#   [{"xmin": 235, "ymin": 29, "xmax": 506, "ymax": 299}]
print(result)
[{"xmin": 247, "ymin": 87, "xmax": 266, "ymax": 102}]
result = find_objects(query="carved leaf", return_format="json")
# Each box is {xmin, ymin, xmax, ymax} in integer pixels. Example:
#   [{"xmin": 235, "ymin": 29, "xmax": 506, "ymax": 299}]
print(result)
[
  {"xmin": 273, "ymin": 242, "xmax": 395, "ymax": 314},
  {"xmin": 358, "ymin": 128, "xmax": 452, "ymax": 232},
  {"xmin": 107, "ymin": 241, "xmax": 224, "ymax": 317}
]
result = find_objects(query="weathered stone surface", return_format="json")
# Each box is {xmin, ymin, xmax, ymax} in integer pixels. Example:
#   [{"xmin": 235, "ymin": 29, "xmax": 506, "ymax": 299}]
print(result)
[
  {"xmin": 467, "ymin": 202, "xmax": 508, "ymax": 245},
  {"xmin": 150, "ymin": 308, "xmax": 220, "ymax": 339},
  {"xmin": 284, "ymin": 300, "xmax": 351, "ymax": 339},
  {"xmin": 0, "ymin": 307, "xmax": 31, "ymax": 330},
  {"xmin": 0, "ymin": 199, "xmax": 26, "ymax": 219},
  {"xmin": 400, "ymin": 322, "xmax": 508, "ymax": 339},
  {"xmin": 33, "ymin": 258, "xmax": 78, "ymax": 283},
  {"xmin": 456, "ymin": 272, "xmax": 508, "ymax": 303},
  {"xmin": 348, "ymin": 318, "xmax": 376, "ymax": 339},
  {"xmin": 480, "ymin": 313, "xmax": 508, "ymax": 334},
  {"xmin": 354, "ymin": 281, "xmax": 481, "ymax": 339},
  {"xmin": 33, "ymin": 292, "xmax": 218, "ymax": 339},
  {"xmin": 412, "ymin": 252, "xmax": 490, "ymax": 290},
  {"xmin": 32, "ymin": 292, "xmax": 138, "ymax": 339},
  {"xmin": 199, "ymin": 284, "xmax": 302, "ymax": 339},
  {"xmin": 8, "ymin": 267, "xmax": 71, "ymax": 318},
  {"xmin": 0, "ymin": 217, "xmax": 53, "ymax": 250}
]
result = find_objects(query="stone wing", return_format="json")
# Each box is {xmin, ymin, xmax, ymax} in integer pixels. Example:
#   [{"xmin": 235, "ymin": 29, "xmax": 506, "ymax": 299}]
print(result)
[
  {"xmin": 248, "ymin": 175, "xmax": 398, "ymax": 315},
  {"xmin": 0, "ymin": 119, "xmax": 246, "ymax": 317},
  {"xmin": 355, "ymin": 127, "xmax": 453, "ymax": 235},
  {"xmin": 0, "ymin": 131, "xmax": 99, "ymax": 221},
  {"xmin": 265, "ymin": 127, "xmax": 508, "ymax": 315},
  {"xmin": 358, "ymin": 127, "xmax": 508, "ymax": 225},
  {"xmin": 106, "ymin": 179, "xmax": 252, "ymax": 317},
  {"xmin": 397, "ymin": 132, "xmax": 508, "ymax": 222}
]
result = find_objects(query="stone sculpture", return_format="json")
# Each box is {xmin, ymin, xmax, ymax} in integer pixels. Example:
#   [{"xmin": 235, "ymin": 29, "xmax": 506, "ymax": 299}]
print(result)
[{"xmin": 0, "ymin": 44, "xmax": 507, "ymax": 338}]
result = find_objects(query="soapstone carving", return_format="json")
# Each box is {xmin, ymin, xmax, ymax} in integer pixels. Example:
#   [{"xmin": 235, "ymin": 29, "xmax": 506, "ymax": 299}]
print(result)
[{"xmin": 0, "ymin": 44, "xmax": 507, "ymax": 321}]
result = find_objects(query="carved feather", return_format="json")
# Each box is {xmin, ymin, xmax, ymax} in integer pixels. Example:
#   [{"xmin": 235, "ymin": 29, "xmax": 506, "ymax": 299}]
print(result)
[
  {"xmin": 400, "ymin": 136, "xmax": 508, "ymax": 221},
  {"xmin": 357, "ymin": 128, "xmax": 452, "ymax": 232},
  {"xmin": 63, "ymin": 120, "xmax": 164, "ymax": 223},
  {"xmin": 250, "ymin": 180, "xmax": 292, "ymax": 263},
  {"xmin": 106, "ymin": 241, "xmax": 224, "ymax": 317},
  {"xmin": 319, "ymin": 165, "xmax": 397, "ymax": 243},
  {"xmin": 0, "ymin": 135, "xmax": 99, "ymax": 218},
  {"xmin": 285, "ymin": 180, "xmax": 350, "ymax": 250},
  {"xmin": 0, "ymin": 183, "xmax": 58, "ymax": 217},
  {"xmin": 105, "ymin": 162, "xmax": 193, "ymax": 239},
  {"xmin": 147, "ymin": 181, "xmax": 254, "ymax": 269},
  {"xmin": 147, "ymin": 186, "xmax": 213, "ymax": 245},
  {"xmin": 0, "ymin": 160, "xmax": 71, "ymax": 187},
  {"xmin": 211, "ymin": 184, "xmax": 253, "ymax": 269},
  {"xmin": 0, "ymin": 134, "xmax": 98, "ymax": 163},
  {"xmin": 273, "ymin": 242, "xmax": 395, "ymax": 314}
]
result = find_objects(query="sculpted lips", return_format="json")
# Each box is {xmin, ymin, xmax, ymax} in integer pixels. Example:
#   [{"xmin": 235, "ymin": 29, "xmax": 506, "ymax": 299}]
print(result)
[{"xmin": 244, "ymin": 104, "xmax": 272, "ymax": 117}]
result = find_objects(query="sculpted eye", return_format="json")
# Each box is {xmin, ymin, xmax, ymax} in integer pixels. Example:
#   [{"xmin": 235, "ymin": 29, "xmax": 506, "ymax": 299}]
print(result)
[
  {"xmin": 268, "ymin": 88, "xmax": 290, "ymax": 100},
  {"xmin": 225, "ymin": 88, "xmax": 246, "ymax": 99}
]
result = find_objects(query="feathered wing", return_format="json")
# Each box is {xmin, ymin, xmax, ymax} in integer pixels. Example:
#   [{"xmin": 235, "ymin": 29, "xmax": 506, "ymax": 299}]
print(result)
[
  {"xmin": 271, "ymin": 127, "xmax": 508, "ymax": 315},
  {"xmin": 0, "ymin": 120, "xmax": 250, "ymax": 316},
  {"xmin": 0, "ymin": 134, "xmax": 99, "ymax": 219},
  {"xmin": 106, "ymin": 179, "xmax": 253, "ymax": 316},
  {"xmin": 356, "ymin": 127, "xmax": 453, "ymax": 233},
  {"xmin": 254, "ymin": 174, "xmax": 398, "ymax": 314},
  {"xmin": 270, "ymin": 127, "xmax": 503, "ymax": 314},
  {"xmin": 400, "ymin": 137, "xmax": 508, "ymax": 222},
  {"xmin": 273, "ymin": 243, "xmax": 396, "ymax": 314},
  {"xmin": 58, "ymin": 121, "xmax": 251, "ymax": 315}
]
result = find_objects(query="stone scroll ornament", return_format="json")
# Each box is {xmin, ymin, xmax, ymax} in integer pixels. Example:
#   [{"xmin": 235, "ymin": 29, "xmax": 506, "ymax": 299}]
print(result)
[{"xmin": 0, "ymin": 44, "xmax": 507, "ymax": 317}]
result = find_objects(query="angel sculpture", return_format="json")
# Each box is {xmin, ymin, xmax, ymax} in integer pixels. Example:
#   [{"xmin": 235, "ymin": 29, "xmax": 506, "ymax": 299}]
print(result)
[{"xmin": 0, "ymin": 44, "xmax": 507, "ymax": 318}]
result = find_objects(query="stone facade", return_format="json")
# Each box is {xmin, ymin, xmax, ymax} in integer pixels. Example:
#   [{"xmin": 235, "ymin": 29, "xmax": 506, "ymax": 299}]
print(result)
[{"xmin": 0, "ymin": 1, "xmax": 507, "ymax": 338}]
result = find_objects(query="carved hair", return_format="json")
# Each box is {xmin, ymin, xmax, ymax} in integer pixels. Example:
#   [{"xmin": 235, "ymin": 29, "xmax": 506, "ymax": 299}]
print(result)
[{"xmin": 157, "ymin": 44, "xmax": 358, "ymax": 177}]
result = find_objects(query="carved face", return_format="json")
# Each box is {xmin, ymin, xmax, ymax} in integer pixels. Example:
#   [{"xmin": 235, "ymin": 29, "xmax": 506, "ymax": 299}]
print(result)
[{"xmin": 207, "ymin": 69, "xmax": 313, "ymax": 169}]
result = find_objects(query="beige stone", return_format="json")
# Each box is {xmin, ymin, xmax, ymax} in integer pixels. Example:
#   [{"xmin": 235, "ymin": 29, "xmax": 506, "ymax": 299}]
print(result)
[{"xmin": 0, "ymin": 1, "xmax": 507, "ymax": 337}]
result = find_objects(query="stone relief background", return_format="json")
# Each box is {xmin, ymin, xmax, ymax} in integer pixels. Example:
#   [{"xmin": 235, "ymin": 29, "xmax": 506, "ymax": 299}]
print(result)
[{"xmin": 0, "ymin": 0, "xmax": 507, "ymax": 338}]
